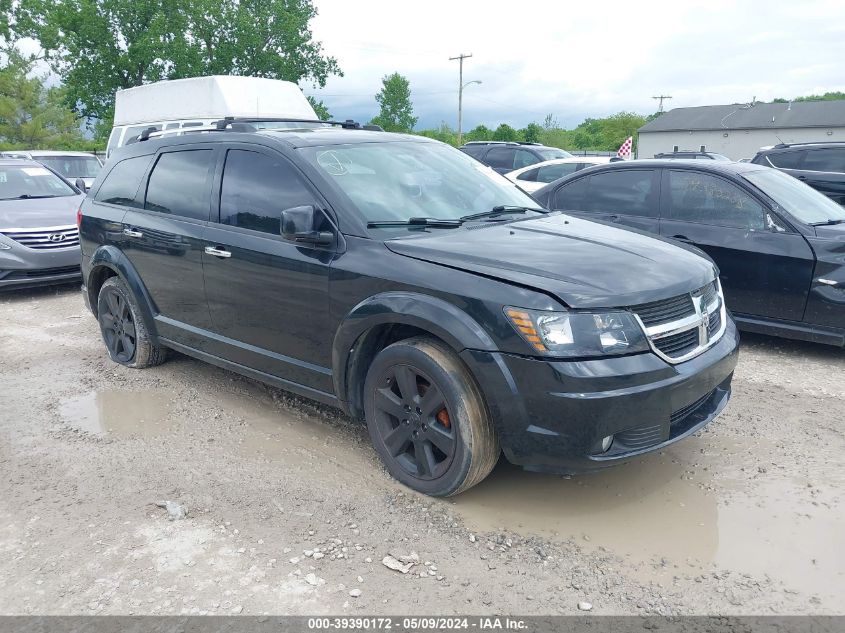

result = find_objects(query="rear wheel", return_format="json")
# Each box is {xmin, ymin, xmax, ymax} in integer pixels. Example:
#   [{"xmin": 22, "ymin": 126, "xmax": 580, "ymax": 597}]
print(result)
[
  {"xmin": 97, "ymin": 276, "xmax": 167, "ymax": 368},
  {"xmin": 364, "ymin": 337, "xmax": 499, "ymax": 496}
]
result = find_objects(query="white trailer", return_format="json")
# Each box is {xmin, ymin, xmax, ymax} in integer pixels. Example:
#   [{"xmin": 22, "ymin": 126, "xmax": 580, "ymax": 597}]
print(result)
[{"xmin": 106, "ymin": 76, "xmax": 318, "ymax": 158}]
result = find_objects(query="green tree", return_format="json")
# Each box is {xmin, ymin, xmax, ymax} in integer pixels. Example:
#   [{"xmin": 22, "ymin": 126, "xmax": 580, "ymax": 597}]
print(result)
[
  {"xmin": 464, "ymin": 124, "xmax": 492, "ymax": 142},
  {"xmin": 370, "ymin": 72, "xmax": 416, "ymax": 133},
  {"xmin": 306, "ymin": 96, "xmax": 331, "ymax": 121},
  {"xmin": 13, "ymin": 0, "xmax": 341, "ymax": 124},
  {"xmin": 492, "ymin": 123, "xmax": 518, "ymax": 142},
  {"xmin": 416, "ymin": 122, "xmax": 459, "ymax": 146},
  {"xmin": 0, "ymin": 51, "xmax": 86, "ymax": 149},
  {"xmin": 521, "ymin": 122, "xmax": 542, "ymax": 143}
]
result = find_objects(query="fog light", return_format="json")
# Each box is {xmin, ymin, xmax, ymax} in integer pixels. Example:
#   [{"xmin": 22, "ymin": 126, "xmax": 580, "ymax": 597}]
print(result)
[{"xmin": 601, "ymin": 435, "xmax": 614, "ymax": 452}]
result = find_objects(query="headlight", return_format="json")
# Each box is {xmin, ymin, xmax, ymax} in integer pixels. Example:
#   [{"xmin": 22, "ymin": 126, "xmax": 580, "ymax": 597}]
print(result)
[{"xmin": 504, "ymin": 306, "xmax": 650, "ymax": 357}]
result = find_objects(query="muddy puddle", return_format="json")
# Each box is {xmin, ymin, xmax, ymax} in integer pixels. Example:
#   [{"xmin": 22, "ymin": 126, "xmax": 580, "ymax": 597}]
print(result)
[
  {"xmin": 58, "ymin": 389, "xmax": 174, "ymax": 437},
  {"xmin": 451, "ymin": 435, "xmax": 844, "ymax": 603}
]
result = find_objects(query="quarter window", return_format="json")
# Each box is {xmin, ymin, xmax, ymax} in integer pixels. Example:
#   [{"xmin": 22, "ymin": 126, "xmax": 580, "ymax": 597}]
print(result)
[
  {"xmin": 665, "ymin": 170, "xmax": 766, "ymax": 230},
  {"xmin": 145, "ymin": 150, "xmax": 213, "ymax": 220},
  {"xmin": 219, "ymin": 150, "xmax": 317, "ymax": 235},
  {"xmin": 587, "ymin": 170, "xmax": 656, "ymax": 217},
  {"xmin": 94, "ymin": 155, "xmax": 152, "ymax": 207}
]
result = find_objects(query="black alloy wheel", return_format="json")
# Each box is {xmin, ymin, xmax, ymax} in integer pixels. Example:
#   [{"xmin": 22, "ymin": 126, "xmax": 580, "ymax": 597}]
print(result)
[
  {"xmin": 371, "ymin": 363, "xmax": 457, "ymax": 480},
  {"xmin": 99, "ymin": 286, "xmax": 136, "ymax": 363}
]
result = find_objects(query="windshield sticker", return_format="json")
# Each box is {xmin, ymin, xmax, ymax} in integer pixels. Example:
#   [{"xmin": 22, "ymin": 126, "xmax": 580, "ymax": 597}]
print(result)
[
  {"xmin": 316, "ymin": 151, "xmax": 351, "ymax": 176},
  {"xmin": 22, "ymin": 167, "xmax": 52, "ymax": 177}
]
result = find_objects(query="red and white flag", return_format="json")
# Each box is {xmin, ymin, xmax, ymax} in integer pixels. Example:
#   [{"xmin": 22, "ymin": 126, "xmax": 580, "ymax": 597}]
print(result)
[{"xmin": 616, "ymin": 136, "xmax": 633, "ymax": 159}]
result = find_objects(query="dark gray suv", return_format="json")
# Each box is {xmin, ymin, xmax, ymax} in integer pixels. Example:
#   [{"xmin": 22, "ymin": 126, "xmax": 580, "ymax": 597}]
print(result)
[
  {"xmin": 751, "ymin": 142, "xmax": 845, "ymax": 205},
  {"xmin": 459, "ymin": 141, "xmax": 572, "ymax": 174}
]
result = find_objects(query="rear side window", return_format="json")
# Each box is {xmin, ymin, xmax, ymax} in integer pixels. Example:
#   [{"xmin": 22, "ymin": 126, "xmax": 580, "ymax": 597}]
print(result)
[
  {"xmin": 802, "ymin": 149, "xmax": 845, "ymax": 173},
  {"xmin": 587, "ymin": 170, "xmax": 656, "ymax": 217},
  {"xmin": 513, "ymin": 149, "xmax": 538, "ymax": 169},
  {"xmin": 766, "ymin": 151, "xmax": 805, "ymax": 169},
  {"xmin": 516, "ymin": 167, "xmax": 539, "ymax": 182},
  {"xmin": 485, "ymin": 147, "xmax": 516, "ymax": 170},
  {"xmin": 94, "ymin": 155, "xmax": 152, "ymax": 207},
  {"xmin": 665, "ymin": 170, "xmax": 766, "ymax": 230},
  {"xmin": 219, "ymin": 150, "xmax": 317, "ymax": 235},
  {"xmin": 552, "ymin": 176, "xmax": 589, "ymax": 210},
  {"xmin": 144, "ymin": 150, "xmax": 213, "ymax": 220},
  {"xmin": 536, "ymin": 162, "xmax": 580, "ymax": 183}
]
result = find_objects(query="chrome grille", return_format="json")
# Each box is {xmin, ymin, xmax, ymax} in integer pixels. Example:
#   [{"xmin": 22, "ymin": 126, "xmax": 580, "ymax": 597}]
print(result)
[
  {"xmin": 0, "ymin": 225, "xmax": 79, "ymax": 250},
  {"xmin": 631, "ymin": 279, "xmax": 727, "ymax": 364},
  {"xmin": 630, "ymin": 293, "xmax": 695, "ymax": 326}
]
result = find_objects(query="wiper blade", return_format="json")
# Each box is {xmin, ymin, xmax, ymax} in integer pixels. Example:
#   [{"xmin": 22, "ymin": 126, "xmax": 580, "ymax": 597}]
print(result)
[
  {"xmin": 367, "ymin": 217, "xmax": 463, "ymax": 228},
  {"xmin": 5, "ymin": 194, "xmax": 59, "ymax": 200},
  {"xmin": 809, "ymin": 219, "xmax": 845, "ymax": 226},
  {"xmin": 459, "ymin": 205, "xmax": 545, "ymax": 222}
]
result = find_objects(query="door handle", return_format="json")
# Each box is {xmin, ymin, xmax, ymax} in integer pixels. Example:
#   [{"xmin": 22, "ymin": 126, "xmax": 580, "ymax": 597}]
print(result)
[
  {"xmin": 122, "ymin": 228, "xmax": 143, "ymax": 238},
  {"xmin": 204, "ymin": 246, "xmax": 232, "ymax": 259},
  {"xmin": 670, "ymin": 234, "xmax": 692, "ymax": 243}
]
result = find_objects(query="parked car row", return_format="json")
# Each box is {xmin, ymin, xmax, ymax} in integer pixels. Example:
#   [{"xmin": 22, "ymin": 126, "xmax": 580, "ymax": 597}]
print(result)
[{"xmin": 1, "ymin": 150, "xmax": 102, "ymax": 190}]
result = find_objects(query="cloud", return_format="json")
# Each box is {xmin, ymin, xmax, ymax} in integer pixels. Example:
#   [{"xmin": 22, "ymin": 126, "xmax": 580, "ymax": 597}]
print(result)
[{"xmin": 308, "ymin": 0, "xmax": 845, "ymax": 129}]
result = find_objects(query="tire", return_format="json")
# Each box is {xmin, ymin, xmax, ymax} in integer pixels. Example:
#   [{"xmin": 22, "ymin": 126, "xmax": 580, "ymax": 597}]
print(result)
[
  {"xmin": 363, "ymin": 337, "xmax": 500, "ymax": 496},
  {"xmin": 96, "ymin": 276, "xmax": 167, "ymax": 369}
]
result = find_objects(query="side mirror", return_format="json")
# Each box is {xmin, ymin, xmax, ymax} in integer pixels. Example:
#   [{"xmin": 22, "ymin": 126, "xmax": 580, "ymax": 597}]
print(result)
[
  {"xmin": 281, "ymin": 205, "xmax": 333, "ymax": 246},
  {"xmin": 74, "ymin": 178, "xmax": 89, "ymax": 193}
]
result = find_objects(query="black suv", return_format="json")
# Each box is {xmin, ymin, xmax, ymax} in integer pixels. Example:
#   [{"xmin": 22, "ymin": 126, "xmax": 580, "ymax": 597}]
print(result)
[
  {"xmin": 751, "ymin": 142, "xmax": 845, "ymax": 205},
  {"xmin": 654, "ymin": 151, "xmax": 731, "ymax": 161},
  {"xmin": 459, "ymin": 141, "xmax": 572, "ymax": 174},
  {"xmin": 79, "ymin": 120, "xmax": 739, "ymax": 496}
]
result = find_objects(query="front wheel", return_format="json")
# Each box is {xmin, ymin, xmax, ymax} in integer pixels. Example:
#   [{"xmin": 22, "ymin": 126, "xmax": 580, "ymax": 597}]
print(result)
[{"xmin": 363, "ymin": 337, "xmax": 500, "ymax": 496}]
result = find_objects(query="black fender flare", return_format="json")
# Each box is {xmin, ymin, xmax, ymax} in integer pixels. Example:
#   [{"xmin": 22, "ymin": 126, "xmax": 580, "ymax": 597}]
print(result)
[
  {"xmin": 331, "ymin": 291, "xmax": 497, "ymax": 413},
  {"xmin": 88, "ymin": 246, "xmax": 160, "ymax": 341}
]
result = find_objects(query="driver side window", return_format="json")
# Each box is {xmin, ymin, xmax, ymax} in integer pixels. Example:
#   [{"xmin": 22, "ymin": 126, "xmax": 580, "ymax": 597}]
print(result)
[
  {"xmin": 219, "ymin": 150, "xmax": 318, "ymax": 235},
  {"xmin": 665, "ymin": 170, "xmax": 767, "ymax": 230}
]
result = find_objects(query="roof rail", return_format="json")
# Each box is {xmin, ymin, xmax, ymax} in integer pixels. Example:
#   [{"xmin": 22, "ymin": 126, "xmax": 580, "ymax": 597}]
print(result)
[
  {"xmin": 136, "ymin": 117, "xmax": 385, "ymax": 143},
  {"xmin": 771, "ymin": 141, "xmax": 841, "ymax": 149}
]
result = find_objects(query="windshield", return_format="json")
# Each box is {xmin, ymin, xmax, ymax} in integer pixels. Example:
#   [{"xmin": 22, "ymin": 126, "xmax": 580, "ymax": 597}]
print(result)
[
  {"xmin": 0, "ymin": 164, "xmax": 78, "ymax": 199},
  {"xmin": 538, "ymin": 148, "xmax": 573, "ymax": 160},
  {"xmin": 300, "ymin": 141, "xmax": 543, "ymax": 224},
  {"xmin": 743, "ymin": 168, "xmax": 845, "ymax": 224},
  {"xmin": 38, "ymin": 156, "xmax": 102, "ymax": 179}
]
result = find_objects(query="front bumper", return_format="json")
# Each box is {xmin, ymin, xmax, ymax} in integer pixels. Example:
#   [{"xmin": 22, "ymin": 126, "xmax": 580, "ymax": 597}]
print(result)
[
  {"xmin": 0, "ymin": 244, "xmax": 81, "ymax": 291},
  {"xmin": 461, "ymin": 316, "xmax": 740, "ymax": 474}
]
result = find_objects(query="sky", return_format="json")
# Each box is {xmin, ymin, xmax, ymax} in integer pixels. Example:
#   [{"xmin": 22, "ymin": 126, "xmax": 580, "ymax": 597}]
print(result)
[{"xmin": 306, "ymin": 0, "xmax": 845, "ymax": 130}]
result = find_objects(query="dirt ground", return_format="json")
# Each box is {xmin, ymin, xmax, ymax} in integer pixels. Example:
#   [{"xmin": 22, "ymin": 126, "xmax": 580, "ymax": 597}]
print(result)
[{"xmin": 0, "ymin": 284, "xmax": 843, "ymax": 616}]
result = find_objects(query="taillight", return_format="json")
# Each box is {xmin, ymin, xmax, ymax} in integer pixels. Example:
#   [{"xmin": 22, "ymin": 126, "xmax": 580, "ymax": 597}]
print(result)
[{"xmin": 76, "ymin": 204, "xmax": 83, "ymax": 229}]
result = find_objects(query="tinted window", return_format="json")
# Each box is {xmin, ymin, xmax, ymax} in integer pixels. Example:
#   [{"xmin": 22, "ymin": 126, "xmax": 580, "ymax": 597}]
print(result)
[
  {"xmin": 587, "ymin": 169, "xmax": 656, "ymax": 217},
  {"xmin": 766, "ymin": 151, "xmax": 805, "ymax": 169},
  {"xmin": 536, "ymin": 162, "xmax": 580, "ymax": 183},
  {"xmin": 485, "ymin": 146, "xmax": 516, "ymax": 169},
  {"xmin": 513, "ymin": 149, "xmax": 538, "ymax": 169},
  {"xmin": 552, "ymin": 176, "xmax": 589, "ymax": 210},
  {"xmin": 94, "ymin": 156, "xmax": 151, "ymax": 207},
  {"xmin": 802, "ymin": 149, "xmax": 845, "ymax": 173},
  {"xmin": 460, "ymin": 145, "xmax": 487, "ymax": 159},
  {"xmin": 516, "ymin": 167, "xmax": 539, "ymax": 182},
  {"xmin": 666, "ymin": 170, "xmax": 766, "ymax": 230},
  {"xmin": 145, "ymin": 150, "xmax": 213, "ymax": 220},
  {"xmin": 38, "ymin": 156, "xmax": 101, "ymax": 179},
  {"xmin": 219, "ymin": 150, "xmax": 316, "ymax": 235}
]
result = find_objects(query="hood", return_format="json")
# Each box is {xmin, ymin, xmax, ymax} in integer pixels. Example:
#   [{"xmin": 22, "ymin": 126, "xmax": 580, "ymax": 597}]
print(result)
[
  {"xmin": 385, "ymin": 214, "xmax": 717, "ymax": 308},
  {"xmin": 813, "ymin": 223, "xmax": 845, "ymax": 241},
  {"xmin": 0, "ymin": 195, "xmax": 83, "ymax": 229}
]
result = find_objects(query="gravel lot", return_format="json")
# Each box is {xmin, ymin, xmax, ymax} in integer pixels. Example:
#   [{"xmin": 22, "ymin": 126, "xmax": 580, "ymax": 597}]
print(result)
[{"xmin": 0, "ymin": 284, "xmax": 843, "ymax": 616}]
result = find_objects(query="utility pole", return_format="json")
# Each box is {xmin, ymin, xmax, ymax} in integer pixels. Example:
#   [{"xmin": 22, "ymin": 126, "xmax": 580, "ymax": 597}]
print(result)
[
  {"xmin": 652, "ymin": 95, "xmax": 672, "ymax": 112},
  {"xmin": 450, "ymin": 53, "xmax": 472, "ymax": 144}
]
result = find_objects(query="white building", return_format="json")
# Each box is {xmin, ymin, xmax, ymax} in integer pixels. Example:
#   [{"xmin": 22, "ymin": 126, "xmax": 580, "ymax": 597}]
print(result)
[{"xmin": 637, "ymin": 100, "xmax": 845, "ymax": 161}]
